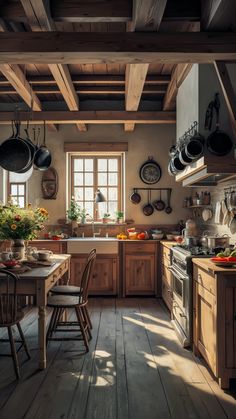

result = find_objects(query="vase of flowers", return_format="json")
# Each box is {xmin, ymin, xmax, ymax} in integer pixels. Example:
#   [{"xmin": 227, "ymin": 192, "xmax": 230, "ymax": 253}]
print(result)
[{"xmin": 0, "ymin": 202, "xmax": 49, "ymax": 260}]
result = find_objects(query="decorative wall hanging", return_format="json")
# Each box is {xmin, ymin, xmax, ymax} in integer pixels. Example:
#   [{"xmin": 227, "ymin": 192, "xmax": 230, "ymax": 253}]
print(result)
[
  {"xmin": 41, "ymin": 167, "xmax": 58, "ymax": 199},
  {"xmin": 139, "ymin": 156, "xmax": 161, "ymax": 184}
]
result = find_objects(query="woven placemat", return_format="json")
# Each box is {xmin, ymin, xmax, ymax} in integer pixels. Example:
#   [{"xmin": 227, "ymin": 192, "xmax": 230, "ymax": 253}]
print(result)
[{"xmin": 0, "ymin": 265, "xmax": 32, "ymax": 274}]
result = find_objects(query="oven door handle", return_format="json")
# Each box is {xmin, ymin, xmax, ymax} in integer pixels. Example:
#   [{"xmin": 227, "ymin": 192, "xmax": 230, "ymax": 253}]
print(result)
[{"xmin": 168, "ymin": 266, "xmax": 188, "ymax": 281}]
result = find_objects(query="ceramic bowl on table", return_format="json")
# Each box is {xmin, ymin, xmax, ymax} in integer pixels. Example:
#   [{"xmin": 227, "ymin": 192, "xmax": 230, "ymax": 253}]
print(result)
[
  {"xmin": 152, "ymin": 233, "xmax": 164, "ymax": 240},
  {"xmin": 32, "ymin": 249, "xmax": 53, "ymax": 262},
  {"xmin": 166, "ymin": 234, "xmax": 174, "ymax": 240}
]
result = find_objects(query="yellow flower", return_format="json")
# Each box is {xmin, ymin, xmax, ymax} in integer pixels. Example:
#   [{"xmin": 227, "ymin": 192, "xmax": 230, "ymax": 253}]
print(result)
[
  {"xmin": 39, "ymin": 208, "xmax": 48, "ymax": 216},
  {"xmin": 11, "ymin": 224, "xmax": 17, "ymax": 230}
]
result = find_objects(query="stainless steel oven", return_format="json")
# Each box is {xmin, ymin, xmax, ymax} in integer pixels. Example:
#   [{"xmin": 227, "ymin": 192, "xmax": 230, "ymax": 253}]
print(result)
[{"xmin": 169, "ymin": 266, "xmax": 187, "ymax": 309}]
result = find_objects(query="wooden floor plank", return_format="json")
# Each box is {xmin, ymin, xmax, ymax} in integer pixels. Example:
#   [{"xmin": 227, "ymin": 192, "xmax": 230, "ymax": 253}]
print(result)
[
  {"xmin": 117, "ymin": 299, "xmax": 171, "ymax": 419},
  {"xmin": 0, "ymin": 298, "xmax": 236, "ymax": 419},
  {"xmin": 139, "ymin": 300, "xmax": 228, "ymax": 419},
  {"xmin": 84, "ymin": 304, "xmax": 117, "ymax": 419}
]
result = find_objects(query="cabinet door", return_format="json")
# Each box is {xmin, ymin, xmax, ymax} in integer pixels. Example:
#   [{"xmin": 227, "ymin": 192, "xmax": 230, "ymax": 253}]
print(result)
[
  {"xmin": 70, "ymin": 256, "xmax": 117, "ymax": 295},
  {"xmin": 193, "ymin": 281, "xmax": 217, "ymax": 374},
  {"xmin": 225, "ymin": 286, "xmax": 236, "ymax": 369},
  {"xmin": 125, "ymin": 254, "xmax": 155, "ymax": 295}
]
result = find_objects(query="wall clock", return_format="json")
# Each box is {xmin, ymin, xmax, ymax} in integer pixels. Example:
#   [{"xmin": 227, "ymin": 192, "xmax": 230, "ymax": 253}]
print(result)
[{"xmin": 139, "ymin": 157, "xmax": 162, "ymax": 184}]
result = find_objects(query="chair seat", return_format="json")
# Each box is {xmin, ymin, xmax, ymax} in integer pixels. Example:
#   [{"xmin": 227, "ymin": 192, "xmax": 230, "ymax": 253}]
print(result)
[
  {"xmin": 0, "ymin": 311, "xmax": 24, "ymax": 327},
  {"xmin": 47, "ymin": 294, "xmax": 81, "ymax": 308},
  {"xmin": 51, "ymin": 285, "xmax": 81, "ymax": 295}
]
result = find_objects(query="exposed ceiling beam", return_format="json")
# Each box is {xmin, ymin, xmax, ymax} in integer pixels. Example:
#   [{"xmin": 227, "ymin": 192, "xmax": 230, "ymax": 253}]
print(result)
[
  {"xmin": 0, "ymin": 64, "xmax": 41, "ymax": 110},
  {"xmin": 0, "ymin": 32, "xmax": 235, "ymax": 64},
  {"xmin": 130, "ymin": 0, "xmax": 168, "ymax": 31},
  {"xmin": 0, "ymin": 0, "xmax": 200, "ymax": 23},
  {"xmin": 0, "ymin": 110, "xmax": 176, "ymax": 124},
  {"xmin": 20, "ymin": 0, "xmax": 86, "ymax": 132},
  {"xmin": 163, "ymin": 63, "xmax": 193, "ymax": 110},
  {"xmin": 0, "ymin": 85, "xmax": 167, "ymax": 95},
  {"xmin": 201, "ymin": 0, "xmax": 236, "ymax": 31},
  {"xmin": 0, "ymin": 74, "xmax": 171, "ymax": 86},
  {"xmin": 0, "ymin": 21, "xmax": 57, "ymax": 132},
  {"xmin": 125, "ymin": 1, "xmax": 167, "ymax": 131},
  {"xmin": 125, "ymin": 63, "xmax": 149, "ymax": 131},
  {"xmin": 214, "ymin": 61, "xmax": 236, "ymax": 136}
]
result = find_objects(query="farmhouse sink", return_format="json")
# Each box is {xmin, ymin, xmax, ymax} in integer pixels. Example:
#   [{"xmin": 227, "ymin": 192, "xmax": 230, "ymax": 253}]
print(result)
[{"xmin": 67, "ymin": 237, "xmax": 118, "ymax": 254}]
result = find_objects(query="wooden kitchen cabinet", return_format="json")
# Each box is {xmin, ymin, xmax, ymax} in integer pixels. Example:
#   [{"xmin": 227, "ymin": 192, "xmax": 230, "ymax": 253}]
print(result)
[
  {"xmin": 193, "ymin": 260, "xmax": 236, "ymax": 389},
  {"xmin": 70, "ymin": 255, "xmax": 118, "ymax": 295},
  {"xmin": 123, "ymin": 241, "xmax": 158, "ymax": 296}
]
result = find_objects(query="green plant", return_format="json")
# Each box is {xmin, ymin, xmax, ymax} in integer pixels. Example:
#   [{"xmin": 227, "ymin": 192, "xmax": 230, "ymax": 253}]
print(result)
[
  {"xmin": 66, "ymin": 199, "xmax": 82, "ymax": 221},
  {"xmin": 103, "ymin": 213, "xmax": 110, "ymax": 218},
  {"xmin": 116, "ymin": 211, "xmax": 124, "ymax": 219},
  {"xmin": 0, "ymin": 201, "xmax": 49, "ymax": 240},
  {"xmin": 67, "ymin": 199, "xmax": 89, "ymax": 223}
]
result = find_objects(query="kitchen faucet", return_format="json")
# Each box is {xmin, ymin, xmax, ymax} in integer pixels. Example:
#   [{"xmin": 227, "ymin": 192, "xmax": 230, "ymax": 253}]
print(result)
[{"xmin": 91, "ymin": 220, "xmax": 101, "ymax": 238}]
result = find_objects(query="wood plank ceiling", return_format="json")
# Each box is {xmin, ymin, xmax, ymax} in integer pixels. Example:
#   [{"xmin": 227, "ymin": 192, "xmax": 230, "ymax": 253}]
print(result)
[{"xmin": 0, "ymin": 0, "xmax": 235, "ymax": 130}]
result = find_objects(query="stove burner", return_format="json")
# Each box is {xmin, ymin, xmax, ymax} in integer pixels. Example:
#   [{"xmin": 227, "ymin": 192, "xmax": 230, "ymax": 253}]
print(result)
[{"xmin": 173, "ymin": 244, "xmax": 214, "ymax": 256}]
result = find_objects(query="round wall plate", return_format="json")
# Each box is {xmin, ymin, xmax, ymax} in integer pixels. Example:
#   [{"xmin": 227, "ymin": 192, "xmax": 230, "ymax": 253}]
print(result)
[{"xmin": 139, "ymin": 157, "xmax": 161, "ymax": 184}]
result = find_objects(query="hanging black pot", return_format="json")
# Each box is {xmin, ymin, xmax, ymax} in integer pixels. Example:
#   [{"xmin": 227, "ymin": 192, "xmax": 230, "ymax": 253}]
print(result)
[
  {"xmin": 34, "ymin": 121, "xmax": 52, "ymax": 171},
  {"xmin": 17, "ymin": 126, "xmax": 36, "ymax": 174},
  {"xmin": 0, "ymin": 121, "xmax": 31, "ymax": 172},
  {"xmin": 206, "ymin": 94, "xmax": 232, "ymax": 156},
  {"xmin": 171, "ymin": 154, "xmax": 185, "ymax": 173}
]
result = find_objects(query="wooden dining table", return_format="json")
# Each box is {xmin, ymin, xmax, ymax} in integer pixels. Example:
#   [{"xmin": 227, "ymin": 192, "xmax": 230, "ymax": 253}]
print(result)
[{"xmin": 1, "ymin": 254, "xmax": 71, "ymax": 370}]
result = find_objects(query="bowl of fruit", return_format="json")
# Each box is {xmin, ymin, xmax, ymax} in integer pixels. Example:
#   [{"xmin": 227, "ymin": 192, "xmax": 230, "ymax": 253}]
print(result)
[{"xmin": 211, "ymin": 248, "xmax": 236, "ymax": 267}]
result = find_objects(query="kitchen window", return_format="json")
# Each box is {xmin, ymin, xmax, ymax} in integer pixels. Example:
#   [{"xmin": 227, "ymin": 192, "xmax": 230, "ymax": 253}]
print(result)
[
  {"xmin": 8, "ymin": 182, "xmax": 26, "ymax": 208},
  {"xmin": 70, "ymin": 154, "xmax": 123, "ymax": 221}
]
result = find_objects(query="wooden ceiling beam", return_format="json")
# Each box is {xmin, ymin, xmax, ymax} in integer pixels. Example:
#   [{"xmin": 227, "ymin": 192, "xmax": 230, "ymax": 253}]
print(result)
[
  {"xmin": 0, "ymin": 74, "xmax": 171, "ymax": 86},
  {"xmin": 20, "ymin": 0, "xmax": 86, "ymax": 132},
  {"xmin": 125, "ymin": 63, "xmax": 149, "ymax": 131},
  {"xmin": 0, "ymin": 110, "xmax": 176, "ymax": 124},
  {"xmin": 0, "ymin": 85, "xmax": 167, "ymax": 95},
  {"xmin": 0, "ymin": 0, "xmax": 200, "ymax": 23},
  {"xmin": 130, "ymin": 0, "xmax": 168, "ymax": 32},
  {"xmin": 0, "ymin": 32, "xmax": 235, "ymax": 64},
  {"xmin": 163, "ymin": 63, "xmax": 193, "ymax": 110}
]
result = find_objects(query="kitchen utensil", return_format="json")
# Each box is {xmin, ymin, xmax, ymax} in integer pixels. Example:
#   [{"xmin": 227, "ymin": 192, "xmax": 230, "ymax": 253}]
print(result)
[
  {"xmin": 171, "ymin": 154, "xmax": 185, "ymax": 173},
  {"xmin": 214, "ymin": 201, "xmax": 222, "ymax": 224},
  {"xmin": 168, "ymin": 160, "xmax": 175, "ymax": 176},
  {"xmin": 16, "ymin": 124, "xmax": 36, "ymax": 174},
  {"xmin": 206, "ymin": 94, "xmax": 233, "ymax": 156},
  {"xmin": 143, "ymin": 190, "xmax": 154, "ymax": 216},
  {"xmin": 0, "ymin": 120, "xmax": 31, "ymax": 172},
  {"xmin": 165, "ymin": 189, "xmax": 172, "ymax": 214},
  {"xmin": 130, "ymin": 188, "xmax": 141, "ymax": 204},
  {"xmin": 34, "ymin": 121, "xmax": 52, "ymax": 171},
  {"xmin": 169, "ymin": 145, "xmax": 177, "ymax": 157},
  {"xmin": 153, "ymin": 190, "xmax": 165, "ymax": 211},
  {"xmin": 202, "ymin": 234, "xmax": 230, "ymax": 249}
]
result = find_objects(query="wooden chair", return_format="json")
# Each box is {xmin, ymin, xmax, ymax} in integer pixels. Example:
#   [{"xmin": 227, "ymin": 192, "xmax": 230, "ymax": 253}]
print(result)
[
  {"xmin": 46, "ymin": 249, "xmax": 96, "ymax": 352},
  {"xmin": 0, "ymin": 269, "xmax": 30, "ymax": 379},
  {"xmin": 50, "ymin": 248, "xmax": 96, "ymax": 330}
]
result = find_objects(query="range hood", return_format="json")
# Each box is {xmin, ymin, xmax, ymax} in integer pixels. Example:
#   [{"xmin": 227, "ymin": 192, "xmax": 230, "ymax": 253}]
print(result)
[{"xmin": 175, "ymin": 154, "xmax": 236, "ymax": 187}]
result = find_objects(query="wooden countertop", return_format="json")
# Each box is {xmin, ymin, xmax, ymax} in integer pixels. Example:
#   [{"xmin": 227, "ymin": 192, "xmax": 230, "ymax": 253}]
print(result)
[
  {"xmin": 160, "ymin": 240, "xmax": 177, "ymax": 249},
  {"xmin": 193, "ymin": 258, "xmax": 236, "ymax": 275}
]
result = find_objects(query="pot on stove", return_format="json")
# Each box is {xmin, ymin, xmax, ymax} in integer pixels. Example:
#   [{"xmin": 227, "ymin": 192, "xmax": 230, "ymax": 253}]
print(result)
[{"xmin": 183, "ymin": 236, "xmax": 199, "ymax": 247}]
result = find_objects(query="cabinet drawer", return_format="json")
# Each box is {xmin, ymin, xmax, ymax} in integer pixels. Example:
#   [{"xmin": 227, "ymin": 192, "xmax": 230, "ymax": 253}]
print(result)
[
  {"xmin": 161, "ymin": 264, "xmax": 172, "ymax": 287},
  {"xmin": 194, "ymin": 266, "xmax": 216, "ymax": 295},
  {"xmin": 46, "ymin": 259, "xmax": 69, "ymax": 292},
  {"xmin": 125, "ymin": 242, "xmax": 156, "ymax": 254},
  {"xmin": 162, "ymin": 277, "xmax": 172, "ymax": 311}
]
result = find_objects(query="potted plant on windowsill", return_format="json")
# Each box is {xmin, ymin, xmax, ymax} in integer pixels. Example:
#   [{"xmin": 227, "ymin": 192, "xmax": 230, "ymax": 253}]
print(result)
[
  {"xmin": 66, "ymin": 198, "xmax": 81, "ymax": 231},
  {"xmin": 116, "ymin": 211, "xmax": 124, "ymax": 224},
  {"xmin": 102, "ymin": 213, "xmax": 111, "ymax": 224}
]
